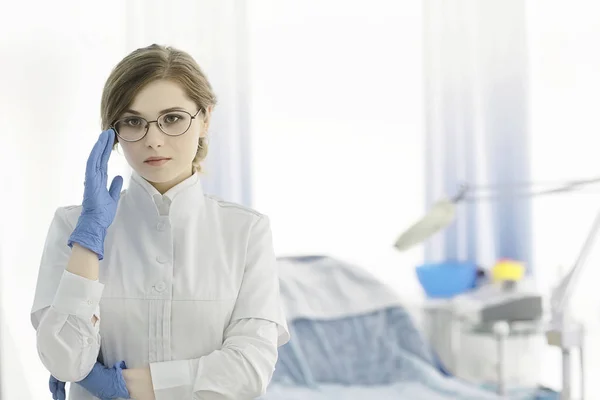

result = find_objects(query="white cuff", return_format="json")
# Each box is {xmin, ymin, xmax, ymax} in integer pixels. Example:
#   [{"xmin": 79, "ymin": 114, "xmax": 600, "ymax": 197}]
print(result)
[
  {"xmin": 150, "ymin": 359, "xmax": 192, "ymax": 391},
  {"xmin": 51, "ymin": 270, "xmax": 104, "ymax": 320}
]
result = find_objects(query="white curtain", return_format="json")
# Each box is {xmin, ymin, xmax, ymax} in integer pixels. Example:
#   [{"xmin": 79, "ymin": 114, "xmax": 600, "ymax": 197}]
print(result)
[
  {"xmin": 424, "ymin": 2, "xmax": 600, "ymax": 395},
  {"xmin": 422, "ymin": 0, "xmax": 537, "ymax": 387},
  {"xmin": 423, "ymin": 0, "xmax": 532, "ymax": 270},
  {"xmin": 126, "ymin": 0, "xmax": 252, "ymax": 205},
  {"xmin": 0, "ymin": 1, "xmax": 249, "ymax": 398}
]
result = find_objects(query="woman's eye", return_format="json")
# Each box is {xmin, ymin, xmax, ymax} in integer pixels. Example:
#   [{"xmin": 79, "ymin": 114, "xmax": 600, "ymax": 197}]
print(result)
[
  {"xmin": 125, "ymin": 118, "xmax": 142, "ymax": 126},
  {"xmin": 164, "ymin": 114, "xmax": 181, "ymax": 124}
]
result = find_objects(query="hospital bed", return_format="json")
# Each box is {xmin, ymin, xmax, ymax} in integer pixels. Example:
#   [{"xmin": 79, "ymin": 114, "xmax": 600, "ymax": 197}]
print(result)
[{"xmin": 262, "ymin": 255, "xmax": 558, "ymax": 400}]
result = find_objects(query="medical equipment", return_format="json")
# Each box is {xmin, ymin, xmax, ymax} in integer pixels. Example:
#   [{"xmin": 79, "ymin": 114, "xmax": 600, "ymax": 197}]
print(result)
[
  {"xmin": 424, "ymin": 276, "xmax": 544, "ymax": 396},
  {"xmin": 68, "ymin": 129, "xmax": 123, "ymax": 260},
  {"xmin": 452, "ymin": 278, "xmax": 543, "ymax": 325},
  {"xmin": 416, "ymin": 261, "xmax": 477, "ymax": 298},
  {"xmin": 395, "ymin": 176, "xmax": 600, "ymax": 400},
  {"xmin": 492, "ymin": 259, "xmax": 525, "ymax": 283}
]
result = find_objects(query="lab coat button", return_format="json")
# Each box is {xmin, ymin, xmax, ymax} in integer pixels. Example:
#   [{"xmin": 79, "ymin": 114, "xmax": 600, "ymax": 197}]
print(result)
[
  {"xmin": 87, "ymin": 338, "xmax": 94, "ymax": 345},
  {"xmin": 156, "ymin": 255, "xmax": 168, "ymax": 264},
  {"xmin": 155, "ymin": 282, "xmax": 166, "ymax": 292},
  {"xmin": 156, "ymin": 222, "xmax": 166, "ymax": 231},
  {"xmin": 87, "ymin": 300, "xmax": 94, "ymax": 305}
]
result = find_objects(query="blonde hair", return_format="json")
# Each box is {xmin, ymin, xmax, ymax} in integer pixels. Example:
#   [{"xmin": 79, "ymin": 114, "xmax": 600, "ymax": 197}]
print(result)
[{"xmin": 100, "ymin": 44, "xmax": 217, "ymax": 173}]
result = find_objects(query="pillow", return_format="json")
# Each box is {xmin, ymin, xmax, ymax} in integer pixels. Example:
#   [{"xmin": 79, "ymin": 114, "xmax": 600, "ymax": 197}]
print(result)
[{"xmin": 277, "ymin": 255, "xmax": 404, "ymax": 321}]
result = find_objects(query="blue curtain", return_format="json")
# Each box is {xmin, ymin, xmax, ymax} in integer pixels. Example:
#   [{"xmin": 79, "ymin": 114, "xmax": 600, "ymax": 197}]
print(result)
[{"xmin": 423, "ymin": 0, "xmax": 532, "ymax": 272}]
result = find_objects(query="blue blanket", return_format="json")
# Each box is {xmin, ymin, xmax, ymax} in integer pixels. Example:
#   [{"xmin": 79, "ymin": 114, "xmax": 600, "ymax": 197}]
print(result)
[{"xmin": 265, "ymin": 308, "xmax": 543, "ymax": 399}]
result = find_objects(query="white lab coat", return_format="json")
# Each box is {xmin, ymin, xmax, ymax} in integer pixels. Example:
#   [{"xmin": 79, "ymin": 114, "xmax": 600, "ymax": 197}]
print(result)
[{"xmin": 30, "ymin": 171, "xmax": 290, "ymax": 400}]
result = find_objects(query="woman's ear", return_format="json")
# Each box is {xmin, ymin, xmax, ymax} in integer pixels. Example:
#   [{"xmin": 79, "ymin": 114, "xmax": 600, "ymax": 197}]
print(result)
[
  {"xmin": 204, "ymin": 106, "xmax": 213, "ymax": 119},
  {"xmin": 202, "ymin": 106, "xmax": 213, "ymax": 132}
]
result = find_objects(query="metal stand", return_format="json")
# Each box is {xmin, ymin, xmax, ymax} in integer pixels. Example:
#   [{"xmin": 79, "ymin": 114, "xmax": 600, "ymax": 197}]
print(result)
[
  {"xmin": 546, "ymin": 214, "xmax": 600, "ymax": 399},
  {"xmin": 546, "ymin": 205, "xmax": 600, "ymax": 399},
  {"xmin": 546, "ymin": 320, "xmax": 585, "ymax": 400},
  {"xmin": 494, "ymin": 321, "xmax": 510, "ymax": 397}
]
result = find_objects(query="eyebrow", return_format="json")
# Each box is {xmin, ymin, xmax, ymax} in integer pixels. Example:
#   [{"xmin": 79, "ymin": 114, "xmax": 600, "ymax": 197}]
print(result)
[{"xmin": 123, "ymin": 107, "xmax": 188, "ymax": 116}]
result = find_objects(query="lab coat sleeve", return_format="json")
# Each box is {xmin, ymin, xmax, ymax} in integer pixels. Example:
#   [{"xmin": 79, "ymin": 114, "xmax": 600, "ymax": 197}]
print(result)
[
  {"xmin": 30, "ymin": 207, "xmax": 104, "ymax": 382},
  {"xmin": 149, "ymin": 214, "xmax": 290, "ymax": 399}
]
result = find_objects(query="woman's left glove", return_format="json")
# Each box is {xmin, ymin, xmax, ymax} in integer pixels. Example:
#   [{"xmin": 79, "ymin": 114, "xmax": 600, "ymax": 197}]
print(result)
[{"xmin": 49, "ymin": 375, "xmax": 66, "ymax": 400}]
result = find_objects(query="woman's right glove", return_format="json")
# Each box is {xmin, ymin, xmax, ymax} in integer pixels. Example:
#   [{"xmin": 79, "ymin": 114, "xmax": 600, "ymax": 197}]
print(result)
[
  {"xmin": 68, "ymin": 129, "xmax": 123, "ymax": 260},
  {"xmin": 49, "ymin": 361, "xmax": 131, "ymax": 400},
  {"xmin": 76, "ymin": 361, "xmax": 131, "ymax": 400}
]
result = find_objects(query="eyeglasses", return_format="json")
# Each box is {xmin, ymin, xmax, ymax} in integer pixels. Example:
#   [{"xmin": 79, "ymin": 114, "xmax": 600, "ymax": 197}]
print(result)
[{"xmin": 112, "ymin": 109, "xmax": 203, "ymax": 142}]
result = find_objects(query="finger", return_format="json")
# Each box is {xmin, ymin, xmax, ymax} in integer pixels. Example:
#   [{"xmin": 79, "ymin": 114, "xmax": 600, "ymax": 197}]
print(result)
[
  {"xmin": 86, "ymin": 130, "xmax": 110, "ymax": 173},
  {"xmin": 49, "ymin": 376, "xmax": 57, "ymax": 393},
  {"xmin": 99, "ymin": 129, "xmax": 115, "ymax": 170},
  {"xmin": 109, "ymin": 175, "xmax": 124, "ymax": 202}
]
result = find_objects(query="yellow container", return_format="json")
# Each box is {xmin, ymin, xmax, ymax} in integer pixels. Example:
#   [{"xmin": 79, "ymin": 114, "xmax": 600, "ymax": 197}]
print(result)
[{"xmin": 492, "ymin": 259, "xmax": 525, "ymax": 282}]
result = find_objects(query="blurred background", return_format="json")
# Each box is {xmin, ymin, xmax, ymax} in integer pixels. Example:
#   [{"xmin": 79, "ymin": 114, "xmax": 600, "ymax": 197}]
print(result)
[{"xmin": 1, "ymin": 0, "xmax": 600, "ymax": 399}]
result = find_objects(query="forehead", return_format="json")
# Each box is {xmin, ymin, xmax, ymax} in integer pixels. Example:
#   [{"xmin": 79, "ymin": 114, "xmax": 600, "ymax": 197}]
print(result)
[{"xmin": 128, "ymin": 79, "xmax": 195, "ymax": 114}]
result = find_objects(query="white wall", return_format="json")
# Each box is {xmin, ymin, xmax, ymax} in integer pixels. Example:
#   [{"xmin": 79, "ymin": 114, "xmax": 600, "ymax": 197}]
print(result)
[
  {"xmin": 528, "ymin": 0, "xmax": 600, "ymax": 307},
  {"xmin": 247, "ymin": 0, "xmax": 425, "ymax": 299},
  {"xmin": 528, "ymin": 0, "xmax": 600, "ymax": 396}
]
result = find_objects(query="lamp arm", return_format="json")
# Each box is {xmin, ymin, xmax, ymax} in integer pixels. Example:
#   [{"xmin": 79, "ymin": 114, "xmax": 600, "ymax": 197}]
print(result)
[
  {"xmin": 460, "ymin": 176, "xmax": 600, "ymax": 202},
  {"xmin": 395, "ymin": 177, "xmax": 600, "ymax": 252},
  {"xmin": 552, "ymin": 205, "xmax": 600, "ymax": 315}
]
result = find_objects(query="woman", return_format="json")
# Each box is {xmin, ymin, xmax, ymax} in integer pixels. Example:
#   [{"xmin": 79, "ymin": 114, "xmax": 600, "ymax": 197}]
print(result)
[{"xmin": 30, "ymin": 44, "xmax": 289, "ymax": 400}]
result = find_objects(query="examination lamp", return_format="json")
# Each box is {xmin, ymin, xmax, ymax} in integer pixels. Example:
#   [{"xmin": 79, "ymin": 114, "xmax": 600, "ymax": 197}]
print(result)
[{"xmin": 394, "ymin": 176, "xmax": 600, "ymax": 400}]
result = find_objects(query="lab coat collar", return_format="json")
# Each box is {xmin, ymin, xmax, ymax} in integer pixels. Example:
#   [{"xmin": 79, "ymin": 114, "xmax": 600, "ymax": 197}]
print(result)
[{"xmin": 127, "ymin": 170, "xmax": 205, "ymax": 222}]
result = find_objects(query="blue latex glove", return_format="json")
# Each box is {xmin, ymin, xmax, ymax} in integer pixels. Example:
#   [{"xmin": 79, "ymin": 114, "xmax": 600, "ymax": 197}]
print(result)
[
  {"xmin": 77, "ymin": 361, "xmax": 131, "ymax": 400},
  {"xmin": 49, "ymin": 375, "xmax": 66, "ymax": 400},
  {"xmin": 49, "ymin": 361, "xmax": 131, "ymax": 400},
  {"xmin": 68, "ymin": 129, "xmax": 123, "ymax": 260}
]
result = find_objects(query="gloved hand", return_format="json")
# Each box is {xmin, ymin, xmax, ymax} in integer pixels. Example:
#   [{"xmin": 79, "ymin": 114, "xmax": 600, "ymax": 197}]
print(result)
[
  {"xmin": 76, "ymin": 361, "xmax": 131, "ymax": 400},
  {"xmin": 48, "ymin": 361, "xmax": 131, "ymax": 400},
  {"xmin": 49, "ymin": 375, "xmax": 66, "ymax": 400},
  {"xmin": 68, "ymin": 129, "xmax": 123, "ymax": 260}
]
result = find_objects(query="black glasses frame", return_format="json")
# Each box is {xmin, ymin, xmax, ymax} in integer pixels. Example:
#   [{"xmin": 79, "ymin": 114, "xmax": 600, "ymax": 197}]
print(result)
[{"xmin": 111, "ymin": 108, "xmax": 203, "ymax": 142}]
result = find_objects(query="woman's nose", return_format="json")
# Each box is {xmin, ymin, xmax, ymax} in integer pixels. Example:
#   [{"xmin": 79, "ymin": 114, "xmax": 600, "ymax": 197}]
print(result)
[{"xmin": 144, "ymin": 122, "xmax": 165, "ymax": 148}]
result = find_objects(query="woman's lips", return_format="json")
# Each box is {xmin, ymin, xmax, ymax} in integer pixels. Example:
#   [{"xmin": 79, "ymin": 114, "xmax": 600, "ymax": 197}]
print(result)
[{"xmin": 144, "ymin": 158, "xmax": 171, "ymax": 166}]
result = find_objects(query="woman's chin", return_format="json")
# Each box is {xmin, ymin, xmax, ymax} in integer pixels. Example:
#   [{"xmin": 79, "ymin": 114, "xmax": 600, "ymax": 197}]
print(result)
[{"xmin": 136, "ymin": 163, "xmax": 193, "ymax": 190}]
